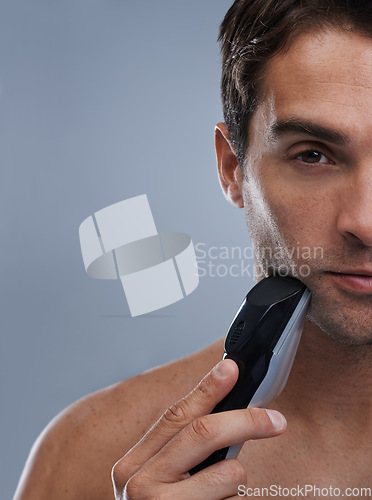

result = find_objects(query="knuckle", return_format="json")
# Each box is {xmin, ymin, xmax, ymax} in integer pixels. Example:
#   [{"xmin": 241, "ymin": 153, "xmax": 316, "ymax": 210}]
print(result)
[
  {"xmin": 111, "ymin": 458, "xmax": 127, "ymax": 488},
  {"xmin": 194, "ymin": 367, "xmax": 222, "ymax": 401},
  {"xmin": 224, "ymin": 459, "xmax": 247, "ymax": 485},
  {"xmin": 190, "ymin": 415, "xmax": 217, "ymax": 443},
  {"xmin": 124, "ymin": 474, "xmax": 142, "ymax": 498},
  {"xmin": 162, "ymin": 398, "xmax": 189, "ymax": 426},
  {"xmin": 125, "ymin": 476, "xmax": 166, "ymax": 500},
  {"xmin": 160, "ymin": 370, "xmax": 219, "ymax": 430},
  {"xmin": 195, "ymin": 374, "xmax": 212, "ymax": 397},
  {"xmin": 244, "ymin": 408, "xmax": 266, "ymax": 432},
  {"xmin": 111, "ymin": 455, "xmax": 139, "ymax": 490}
]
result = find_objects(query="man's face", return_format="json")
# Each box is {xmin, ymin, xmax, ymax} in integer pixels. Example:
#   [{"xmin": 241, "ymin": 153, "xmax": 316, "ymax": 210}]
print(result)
[{"xmin": 242, "ymin": 29, "xmax": 372, "ymax": 345}]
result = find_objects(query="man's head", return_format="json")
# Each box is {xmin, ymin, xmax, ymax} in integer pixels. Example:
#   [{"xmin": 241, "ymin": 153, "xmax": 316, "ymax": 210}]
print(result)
[
  {"xmin": 216, "ymin": 0, "xmax": 372, "ymax": 345},
  {"xmin": 219, "ymin": 0, "xmax": 371, "ymax": 167}
]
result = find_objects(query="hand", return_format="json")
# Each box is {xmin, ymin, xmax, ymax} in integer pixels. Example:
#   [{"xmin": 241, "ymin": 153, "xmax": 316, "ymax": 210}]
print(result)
[{"xmin": 112, "ymin": 359, "xmax": 287, "ymax": 499}]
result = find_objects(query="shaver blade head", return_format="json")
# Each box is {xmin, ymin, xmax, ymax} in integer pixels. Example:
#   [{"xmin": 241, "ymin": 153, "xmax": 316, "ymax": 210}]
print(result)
[{"xmin": 225, "ymin": 275, "xmax": 309, "ymax": 355}]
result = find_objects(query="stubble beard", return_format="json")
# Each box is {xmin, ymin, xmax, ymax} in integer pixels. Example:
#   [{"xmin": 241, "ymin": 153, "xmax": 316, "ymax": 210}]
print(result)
[
  {"xmin": 245, "ymin": 209, "xmax": 372, "ymax": 346},
  {"xmin": 242, "ymin": 172, "xmax": 372, "ymax": 347},
  {"xmin": 252, "ymin": 240, "xmax": 372, "ymax": 346}
]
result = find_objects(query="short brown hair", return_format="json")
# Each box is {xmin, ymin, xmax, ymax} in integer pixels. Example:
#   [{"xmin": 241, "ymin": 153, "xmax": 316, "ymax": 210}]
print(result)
[{"xmin": 219, "ymin": 0, "xmax": 372, "ymax": 166}]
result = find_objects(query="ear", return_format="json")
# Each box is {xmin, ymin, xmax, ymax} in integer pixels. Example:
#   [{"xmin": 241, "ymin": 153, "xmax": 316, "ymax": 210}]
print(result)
[{"xmin": 215, "ymin": 123, "xmax": 244, "ymax": 208}]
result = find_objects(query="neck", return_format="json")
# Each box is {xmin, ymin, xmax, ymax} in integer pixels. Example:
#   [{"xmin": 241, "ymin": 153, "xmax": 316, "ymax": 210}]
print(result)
[{"xmin": 276, "ymin": 319, "xmax": 372, "ymax": 434}]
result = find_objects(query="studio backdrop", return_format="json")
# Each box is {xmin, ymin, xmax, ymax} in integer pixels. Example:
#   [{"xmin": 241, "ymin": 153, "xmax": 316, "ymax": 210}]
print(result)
[{"xmin": 0, "ymin": 1, "xmax": 255, "ymax": 497}]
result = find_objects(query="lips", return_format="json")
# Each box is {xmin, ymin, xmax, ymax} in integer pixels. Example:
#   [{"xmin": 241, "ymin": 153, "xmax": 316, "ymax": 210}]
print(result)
[{"xmin": 327, "ymin": 271, "xmax": 372, "ymax": 293}]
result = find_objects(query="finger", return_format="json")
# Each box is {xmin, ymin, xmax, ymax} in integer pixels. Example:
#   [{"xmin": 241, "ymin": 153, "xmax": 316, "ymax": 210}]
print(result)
[
  {"xmin": 134, "ymin": 457, "xmax": 248, "ymax": 500},
  {"xmin": 115, "ymin": 359, "xmax": 239, "ymax": 477},
  {"xmin": 176, "ymin": 458, "xmax": 247, "ymax": 500},
  {"xmin": 145, "ymin": 407, "xmax": 286, "ymax": 480}
]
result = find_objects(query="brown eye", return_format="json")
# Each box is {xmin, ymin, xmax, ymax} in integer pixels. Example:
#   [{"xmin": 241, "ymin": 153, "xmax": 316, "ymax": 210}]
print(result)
[{"xmin": 297, "ymin": 150, "xmax": 328, "ymax": 164}]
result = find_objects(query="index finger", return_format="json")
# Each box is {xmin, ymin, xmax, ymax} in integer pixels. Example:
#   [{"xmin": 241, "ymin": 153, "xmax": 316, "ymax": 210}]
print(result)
[{"xmin": 119, "ymin": 359, "xmax": 239, "ymax": 473}]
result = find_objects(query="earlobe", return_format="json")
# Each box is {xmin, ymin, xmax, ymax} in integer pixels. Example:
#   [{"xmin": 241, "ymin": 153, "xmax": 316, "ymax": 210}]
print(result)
[{"xmin": 215, "ymin": 123, "xmax": 244, "ymax": 208}]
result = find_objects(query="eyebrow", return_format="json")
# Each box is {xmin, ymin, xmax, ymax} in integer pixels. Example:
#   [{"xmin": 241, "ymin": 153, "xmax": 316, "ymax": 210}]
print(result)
[{"xmin": 268, "ymin": 118, "xmax": 350, "ymax": 146}]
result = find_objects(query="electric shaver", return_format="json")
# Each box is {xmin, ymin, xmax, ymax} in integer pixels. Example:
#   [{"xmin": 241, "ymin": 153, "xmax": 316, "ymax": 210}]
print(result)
[{"xmin": 190, "ymin": 275, "xmax": 311, "ymax": 475}]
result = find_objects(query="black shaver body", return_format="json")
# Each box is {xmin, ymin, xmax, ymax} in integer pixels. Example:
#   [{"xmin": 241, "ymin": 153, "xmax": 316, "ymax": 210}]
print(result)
[{"xmin": 190, "ymin": 275, "xmax": 311, "ymax": 475}]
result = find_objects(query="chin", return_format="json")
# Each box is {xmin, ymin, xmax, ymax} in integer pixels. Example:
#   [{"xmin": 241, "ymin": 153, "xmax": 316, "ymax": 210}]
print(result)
[
  {"xmin": 307, "ymin": 293, "xmax": 372, "ymax": 346},
  {"xmin": 255, "ymin": 255, "xmax": 372, "ymax": 346},
  {"xmin": 282, "ymin": 265, "xmax": 372, "ymax": 346}
]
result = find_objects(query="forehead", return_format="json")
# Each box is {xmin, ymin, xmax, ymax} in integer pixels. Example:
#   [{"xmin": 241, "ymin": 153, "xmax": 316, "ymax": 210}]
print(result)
[{"xmin": 256, "ymin": 29, "xmax": 372, "ymax": 142}]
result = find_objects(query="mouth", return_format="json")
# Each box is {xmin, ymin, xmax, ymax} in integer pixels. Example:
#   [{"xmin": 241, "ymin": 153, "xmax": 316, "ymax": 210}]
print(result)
[{"xmin": 327, "ymin": 270, "xmax": 372, "ymax": 294}]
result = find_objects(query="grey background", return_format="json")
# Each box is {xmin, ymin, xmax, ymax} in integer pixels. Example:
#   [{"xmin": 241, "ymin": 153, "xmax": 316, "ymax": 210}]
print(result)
[{"xmin": 0, "ymin": 1, "xmax": 255, "ymax": 497}]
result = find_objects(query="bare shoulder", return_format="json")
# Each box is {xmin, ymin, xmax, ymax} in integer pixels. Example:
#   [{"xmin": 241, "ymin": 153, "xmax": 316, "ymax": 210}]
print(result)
[{"xmin": 15, "ymin": 339, "xmax": 223, "ymax": 500}]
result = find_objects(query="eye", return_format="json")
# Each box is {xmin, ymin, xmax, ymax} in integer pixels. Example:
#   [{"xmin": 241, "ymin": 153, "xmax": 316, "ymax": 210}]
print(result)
[{"xmin": 296, "ymin": 150, "xmax": 329, "ymax": 164}]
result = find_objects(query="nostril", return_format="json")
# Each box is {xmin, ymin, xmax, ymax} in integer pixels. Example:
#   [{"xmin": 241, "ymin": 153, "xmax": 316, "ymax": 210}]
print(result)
[
  {"xmin": 337, "ymin": 205, "xmax": 372, "ymax": 248},
  {"xmin": 343, "ymin": 230, "xmax": 372, "ymax": 248}
]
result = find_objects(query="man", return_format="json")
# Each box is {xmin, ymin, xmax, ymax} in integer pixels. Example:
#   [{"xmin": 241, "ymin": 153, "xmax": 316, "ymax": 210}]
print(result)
[{"xmin": 15, "ymin": 0, "xmax": 371, "ymax": 498}]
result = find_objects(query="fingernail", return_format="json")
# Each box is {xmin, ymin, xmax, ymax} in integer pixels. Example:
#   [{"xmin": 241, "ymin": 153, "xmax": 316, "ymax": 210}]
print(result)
[
  {"xmin": 213, "ymin": 361, "xmax": 228, "ymax": 379},
  {"xmin": 265, "ymin": 409, "xmax": 286, "ymax": 430}
]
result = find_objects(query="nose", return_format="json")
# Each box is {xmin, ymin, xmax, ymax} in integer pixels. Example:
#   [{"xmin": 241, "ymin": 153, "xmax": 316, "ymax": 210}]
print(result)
[{"xmin": 336, "ymin": 167, "xmax": 372, "ymax": 247}]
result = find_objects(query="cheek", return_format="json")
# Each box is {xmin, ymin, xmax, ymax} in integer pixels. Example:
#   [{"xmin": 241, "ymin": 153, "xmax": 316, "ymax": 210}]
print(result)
[
  {"xmin": 244, "ymin": 170, "xmax": 337, "ymax": 253},
  {"xmin": 270, "ymin": 192, "xmax": 330, "ymax": 247},
  {"xmin": 243, "ymin": 174, "xmax": 277, "ymax": 242}
]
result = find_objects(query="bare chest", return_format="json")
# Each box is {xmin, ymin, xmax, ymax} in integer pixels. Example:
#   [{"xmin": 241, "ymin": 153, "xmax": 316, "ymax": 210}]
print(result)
[{"xmin": 237, "ymin": 431, "xmax": 372, "ymax": 500}]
